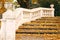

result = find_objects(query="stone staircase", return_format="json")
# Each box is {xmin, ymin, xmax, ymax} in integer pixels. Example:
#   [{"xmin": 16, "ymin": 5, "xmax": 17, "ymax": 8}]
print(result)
[{"xmin": 16, "ymin": 17, "xmax": 60, "ymax": 40}]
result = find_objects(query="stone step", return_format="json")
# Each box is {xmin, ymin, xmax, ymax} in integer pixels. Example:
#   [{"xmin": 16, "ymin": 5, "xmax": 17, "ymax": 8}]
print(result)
[
  {"xmin": 31, "ymin": 20, "xmax": 60, "ymax": 23},
  {"xmin": 16, "ymin": 28, "xmax": 59, "ymax": 33},
  {"xmin": 16, "ymin": 32, "xmax": 60, "ymax": 35},
  {"xmin": 19, "ymin": 25, "xmax": 60, "ymax": 29},
  {"xmin": 16, "ymin": 34, "xmax": 58, "ymax": 39},
  {"xmin": 16, "ymin": 34, "xmax": 58, "ymax": 40},
  {"xmin": 16, "ymin": 17, "xmax": 60, "ymax": 40},
  {"xmin": 21, "ymin": 24, "xmax": 60, "ymax": 28},
  {"xmin": 16, "ymin": 29, "xmax": 58, "ymax": 33},
  {"xmin": 17, "ymin": 28, "xmax": 59, "ymax": 30},
  {"xmin": 23, "ymin": 22, "xmax": 60, "ymax": 25},
  {"xmin": 16, "ymin": 34, "xmax": 58, "ymax": 37}
]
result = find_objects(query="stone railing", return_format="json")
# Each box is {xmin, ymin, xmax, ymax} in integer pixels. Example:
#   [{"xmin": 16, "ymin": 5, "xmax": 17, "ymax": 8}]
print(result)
[
  {"xmin": 0, "ymin": 7, "xmax": 54, "ymax": 40},
  {"xmin": 15, "ymin": 7, "xmax": 54, "ymax": 29}
]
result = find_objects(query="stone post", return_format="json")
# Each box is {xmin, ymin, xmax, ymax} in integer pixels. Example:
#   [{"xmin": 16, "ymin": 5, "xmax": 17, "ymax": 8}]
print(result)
[
  {"xmin": 0, "ymin": 19, "xmax": 6, "ymax": 40},
  {"xmin": 5, "ymin": 18, "xmax": 16, "ymax": 40},
  {"xmin": 3, "ymin": 7, "xmax": 16, "ymax": 40},
  {"xmin": 50, "ymin": 4, "xmax": 54, "ymax": 17}
]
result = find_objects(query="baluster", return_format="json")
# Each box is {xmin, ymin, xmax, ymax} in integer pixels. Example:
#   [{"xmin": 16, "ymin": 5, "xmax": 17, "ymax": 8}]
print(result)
[
  {"xmin": 36, "ymin": 11, "xmax": 38, "ymax": 17},
  {"xmin": 46, "ymin": 10, "xmax": 49, "ymax": 17},
  {"xmin": 44, "ymin": 10, "xmax": 46, "ymax": 17},
  {"xmin": 32, "ymin": 12, "xmax": 34, "ymax": 18},
  {"xmin": 45, "ymin": 10, "xmax": 46, "ymax": 17},
  {"xmin": 34, "ymin": 11, "xmax": 36, "ymax": 18},
  {"xmin": 39, "ymin": 10, "xmax": 41, "ymax": 18},
  {"xmin": 46, "ymin": 10, "xmax": 48, "ymax": 17},
  {"xmin": 49, "ymin": 10, "xmax": 50, "ymax": 17},
  {"xmin": 52, "ymin": 9, "xmax": 54, "ymax": 17},
  {"xmin": 30, "ymin": 12, "xmax": 32, "ymax": 20},
  {"xmin": 40, "ymin": 9, "xmax": 43, "ymax": 17},
  {"xmin": 22, "ymin": 11, "xmax": 24, "ymax": 20},
  {"xmin": 37, "ymin": 11, "xmax": 39, "ymax": 17}
]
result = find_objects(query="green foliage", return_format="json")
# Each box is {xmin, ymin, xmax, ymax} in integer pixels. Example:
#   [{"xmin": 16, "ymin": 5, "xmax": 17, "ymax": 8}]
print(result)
[
  {"xmin": 15, "ymin": 0, "xmax": 60, "ymax": 16},
  {"xmin": 13, "ymin": 1, "xmax": 20, "ymax": 8},
  {"xmin": 38, "ymin": 0, "xmax": 60, "ymax": 16}
]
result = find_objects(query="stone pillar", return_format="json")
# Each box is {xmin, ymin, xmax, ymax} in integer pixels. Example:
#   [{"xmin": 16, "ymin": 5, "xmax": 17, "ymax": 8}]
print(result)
[
  {"xmin": 5, "ymin": 19, "xmax": 16, "ymax": 40},
  {"xmin": 0, "ymin": 19, "xmax": 16, "ymax": 40},
  {"xmin": 50, "ymin": 4, "xmax": 54, "ymax": 17},
  {"xmin": 0, "ymin": 19, "xmax": 6, "ymax": 40},
  {"xmin": 2, "ymin": 7, "xmax": 16, "ymax": 40}
]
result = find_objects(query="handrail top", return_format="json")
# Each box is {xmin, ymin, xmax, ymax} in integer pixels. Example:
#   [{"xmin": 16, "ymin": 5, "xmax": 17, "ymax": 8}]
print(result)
[{"xmin": 15, "ymin": 7, "xmax": 54, "ymax": 12}]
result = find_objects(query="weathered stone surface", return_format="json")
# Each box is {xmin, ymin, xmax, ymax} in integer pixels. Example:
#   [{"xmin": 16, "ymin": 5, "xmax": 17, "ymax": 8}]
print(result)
[{"xmin": 16, "ymin": 17, "xmax": 60, "ymax": 40}]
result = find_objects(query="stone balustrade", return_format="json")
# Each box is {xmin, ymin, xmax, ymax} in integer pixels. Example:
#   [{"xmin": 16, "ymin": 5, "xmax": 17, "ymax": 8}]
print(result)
[
  {"xmin": 0, "ymin": 7, "xmax": 54, "ymax": 40},
  {"xmin": 15, "ymin": 7, "xmax": 54, "ymax": 28}
]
